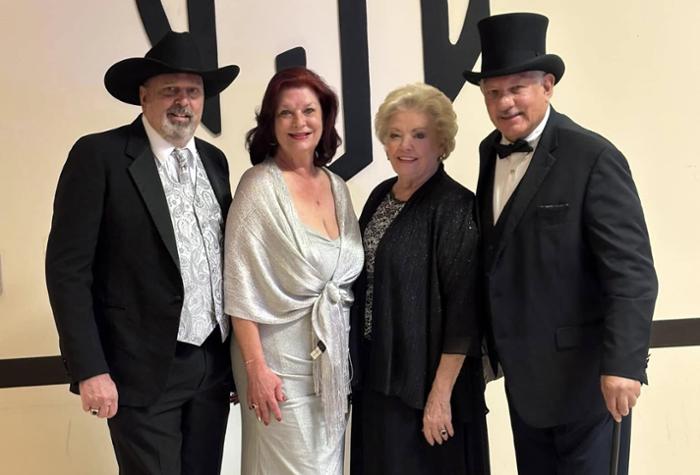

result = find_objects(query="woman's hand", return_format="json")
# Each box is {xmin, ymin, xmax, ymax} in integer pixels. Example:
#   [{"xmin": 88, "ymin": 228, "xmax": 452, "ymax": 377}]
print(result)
[
  {"xmin": 422, "ymin": 353, "xmax": 465, "ymax": 445},
  {"xmin": 245, "ymin": 360, "xmax": 286, "ymax": 425},
  {"xmin": 422, "ymin": 386, "xmax": 454, "ymax": 446},
  {"xmin": 231, "ymin": 317, "xmax": 286, "ymax": 425}
]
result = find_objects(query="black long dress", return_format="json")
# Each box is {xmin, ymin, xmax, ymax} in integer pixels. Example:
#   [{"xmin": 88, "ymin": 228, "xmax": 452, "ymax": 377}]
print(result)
[{"xmin": 349, "ymin": 165, "xmax": 490, "ymax": 475}]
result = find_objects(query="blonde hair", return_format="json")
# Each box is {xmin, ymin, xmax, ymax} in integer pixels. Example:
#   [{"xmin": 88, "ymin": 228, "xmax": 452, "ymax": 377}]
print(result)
[{"xmin": 374, "ymin": 83, "xmax": 458, "ymax": 158}]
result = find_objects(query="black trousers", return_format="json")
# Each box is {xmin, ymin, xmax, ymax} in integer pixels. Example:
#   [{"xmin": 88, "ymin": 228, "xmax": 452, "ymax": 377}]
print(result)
[
  {"xmin": 107, "ymin": 332, "xmax": 232, "ymax": 475},
  {"xmin": 508, "ymin": 395, "xmax": 631, "ymax": 475}
]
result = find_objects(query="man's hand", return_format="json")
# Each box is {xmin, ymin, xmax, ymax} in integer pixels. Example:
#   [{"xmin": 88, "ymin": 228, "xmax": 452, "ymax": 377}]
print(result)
[
  {"xmin": 600, "ymin": 375, "xmax": 641, "ymax": 422},
  {"xmin": 79, "ymin": 373, "xmax": 119, "ymax": 419}
]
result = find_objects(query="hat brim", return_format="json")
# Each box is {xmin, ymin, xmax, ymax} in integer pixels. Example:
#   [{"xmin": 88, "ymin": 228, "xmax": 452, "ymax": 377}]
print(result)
[
  {"xmin": 463, "ymin": 54, "xmax": 565, "ymax": 85},
  {"xmin": 104, "ymin": 57, "xmax": 240, "ymax": 105}
]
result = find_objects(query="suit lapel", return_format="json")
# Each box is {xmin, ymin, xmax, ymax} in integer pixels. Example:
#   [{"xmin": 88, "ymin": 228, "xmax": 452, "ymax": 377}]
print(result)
[
  {"xmin": 476, "ymin": 131, "xmax": 500, "ymax": 231},
  {"xmin": 125, "ymin": 117, "xmax": 181, "ymax": 271},
  {"xmin": 492, "ymin": 110, "xmax": 561, "ymax": 266}
]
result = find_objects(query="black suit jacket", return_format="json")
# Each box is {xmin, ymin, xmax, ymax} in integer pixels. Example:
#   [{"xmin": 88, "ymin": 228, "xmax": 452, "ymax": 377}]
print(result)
[
  {"xmin": 349, "ymin": 166, "xmax": 484, "ymax": 422},
  {"xmin": 46, "ymin": 116, "xmax": 232, "ymax": 406},
  {"xmin": 476, "ymin": 108, "xmax": 657, "ymax": 428}
]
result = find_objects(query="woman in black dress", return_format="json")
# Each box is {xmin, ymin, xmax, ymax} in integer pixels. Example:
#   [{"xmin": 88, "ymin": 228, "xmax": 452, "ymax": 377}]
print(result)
[{"xmin": 350, "ymin": 83, "xmax": 489, "ymax": 475}]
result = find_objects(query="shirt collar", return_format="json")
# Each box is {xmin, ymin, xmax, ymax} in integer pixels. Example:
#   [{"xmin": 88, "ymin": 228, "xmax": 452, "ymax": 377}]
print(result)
[
  {"xmin": 500, "ymin": 104, "xmax": 551, "ymax": 147},
  {"xmin": 141, "ymin": 114, "xmax": 197, "ymax": 163}
]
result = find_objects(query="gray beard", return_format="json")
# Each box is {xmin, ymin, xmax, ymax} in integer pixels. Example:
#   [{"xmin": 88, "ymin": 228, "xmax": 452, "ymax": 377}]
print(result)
[{"xmin": 161, "ymin": 116, "xmax": 196, "ymax": 144}]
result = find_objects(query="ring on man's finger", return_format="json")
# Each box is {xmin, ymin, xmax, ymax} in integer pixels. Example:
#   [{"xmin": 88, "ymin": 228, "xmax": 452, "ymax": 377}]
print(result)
[
  {"xmin": 440, "ymin": 429, "xmax": 448, "ymax": 437},
  {"xmin": 250, "ymin": 403, "xmax": 258, "ymax": 410},
  {"xmin": 89, "ymin": 408, "xmax": 99, "ymax": 416}
]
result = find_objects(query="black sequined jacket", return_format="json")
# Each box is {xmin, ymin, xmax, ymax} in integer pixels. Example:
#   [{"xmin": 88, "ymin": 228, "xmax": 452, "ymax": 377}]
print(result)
[{"xmin": 350, "ymin": 165, "xmax": 485, "ymax": 422}]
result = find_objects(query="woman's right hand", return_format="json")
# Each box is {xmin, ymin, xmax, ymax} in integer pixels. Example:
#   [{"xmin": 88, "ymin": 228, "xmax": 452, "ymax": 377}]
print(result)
[{"xmin": 245, "ymin": 360, "xmax": 286, "ymax": 425}]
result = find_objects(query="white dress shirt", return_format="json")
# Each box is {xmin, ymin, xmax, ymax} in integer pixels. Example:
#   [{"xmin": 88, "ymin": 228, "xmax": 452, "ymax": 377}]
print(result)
[
  {"xmin": 492, "ymin": 105, "xmax": 551, "ymax": 223},
  {"xmin": 141, "ymin": 115, "xmax": 198, "ymax": 183}
]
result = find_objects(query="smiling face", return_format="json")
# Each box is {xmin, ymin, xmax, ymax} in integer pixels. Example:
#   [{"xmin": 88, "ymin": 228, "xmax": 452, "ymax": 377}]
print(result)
[
  {"xmin": 480, "ymin": 71, "xmax": 554, "ymax": 142},
  {"xmin": 139, "ymin": 72, "xmax": 204, "ymax": 147},
  {"xmin": 384, "ymin": 108, "xmax": 443, "ymax": 185},
  {"xmin": 274, "ymin": 86, "xmax": 323, "ymax": 162}
]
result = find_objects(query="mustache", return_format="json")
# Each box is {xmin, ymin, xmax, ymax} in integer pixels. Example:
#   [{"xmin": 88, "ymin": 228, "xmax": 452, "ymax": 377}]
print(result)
[{"xmin": 167, "ymin": 106, "xmax": 193, "ymax": 118}]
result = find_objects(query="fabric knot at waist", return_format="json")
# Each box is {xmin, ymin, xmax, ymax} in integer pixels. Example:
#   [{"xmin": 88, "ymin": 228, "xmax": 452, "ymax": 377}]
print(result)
[
  {"xmin": 311, "ymin": 280, "xmax": 354, "ymax": 445},
  {"xmin": 322, "ymin": 280, "xmax": 352, "ymax": 306}
]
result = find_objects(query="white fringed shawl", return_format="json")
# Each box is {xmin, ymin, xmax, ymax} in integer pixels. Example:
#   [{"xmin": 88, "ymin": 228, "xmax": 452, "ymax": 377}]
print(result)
[{"xmin": 224, "ymin": 158, "xmax": 363, "ymax": 444}]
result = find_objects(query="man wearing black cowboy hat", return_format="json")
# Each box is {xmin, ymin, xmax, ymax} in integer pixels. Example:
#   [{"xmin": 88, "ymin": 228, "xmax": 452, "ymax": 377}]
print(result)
[
  {"xmin": 46, "ymin": 31, "xmax": 239, "ymax": 474},
  {"xmin": 465, "ymin": 13, "xmax": 657, "ymax": 474}
]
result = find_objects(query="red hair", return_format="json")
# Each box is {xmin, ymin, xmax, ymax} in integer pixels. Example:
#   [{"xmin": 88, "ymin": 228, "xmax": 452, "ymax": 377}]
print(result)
[{"xmin": 246, "ymin": 67, "xmax": 341, "ymax": 166}]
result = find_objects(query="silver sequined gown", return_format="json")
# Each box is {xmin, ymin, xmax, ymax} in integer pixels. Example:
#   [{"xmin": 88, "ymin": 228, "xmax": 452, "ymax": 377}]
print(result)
[
  {"xmin": 224, "ymin": 159, "xmax": 364, "ymax": 475},
  {"xmin": 231, "ymin": 228, "xmax": 343, "ymax": 474}
]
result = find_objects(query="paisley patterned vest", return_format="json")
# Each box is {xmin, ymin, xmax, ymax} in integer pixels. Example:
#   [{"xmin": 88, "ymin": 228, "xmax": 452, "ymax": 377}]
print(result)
[{"xmin": 157, "ymin": 150, "xmax": 228, "ymax": 345}]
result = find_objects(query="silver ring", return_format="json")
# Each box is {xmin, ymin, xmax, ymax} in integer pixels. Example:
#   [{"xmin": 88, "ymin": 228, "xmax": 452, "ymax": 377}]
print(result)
[
  {"xmin": 440, "ymin": 429, "xmax": 448, "ymax": 437},
  {"xmin": 250, "ymin": 403, "xmax": 258, "ymax": 410},
  {"xmin": 90, "ymin": 408, "xmax": 99, "ymax": 416}
]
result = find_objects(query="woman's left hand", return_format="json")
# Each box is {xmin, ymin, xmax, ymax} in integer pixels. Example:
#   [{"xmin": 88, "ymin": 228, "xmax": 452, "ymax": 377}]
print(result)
[{"xmin": 422, "ymin": 387, "xmax": 454, "ymax": 446}]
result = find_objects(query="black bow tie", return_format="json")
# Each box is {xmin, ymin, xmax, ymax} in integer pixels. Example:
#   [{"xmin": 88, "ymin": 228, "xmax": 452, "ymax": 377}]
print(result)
[{"xmin": 494, "ymin": 139, "xmax": 533, "ymax": 159}]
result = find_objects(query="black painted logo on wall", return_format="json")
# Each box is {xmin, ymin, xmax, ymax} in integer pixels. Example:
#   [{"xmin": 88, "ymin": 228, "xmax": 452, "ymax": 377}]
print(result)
[{"xmin": 136, "ymin": 0, "xmax": 489, "ymax": 180}]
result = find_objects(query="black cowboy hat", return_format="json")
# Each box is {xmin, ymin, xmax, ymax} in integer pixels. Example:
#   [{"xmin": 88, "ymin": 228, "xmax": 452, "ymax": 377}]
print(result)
[
  {"xmin": 104, "ymin": 31, "xmax": 239, "ymax": 105},
  {"xmin": 463, "ymin": 13, "xmax": 565, "ymax": 85}
]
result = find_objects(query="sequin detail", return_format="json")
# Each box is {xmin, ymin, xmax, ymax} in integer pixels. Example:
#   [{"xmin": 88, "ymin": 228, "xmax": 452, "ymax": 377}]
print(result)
[{"xmin": 362, "ymin": 192, "xmax": 405, "ymax": 338}]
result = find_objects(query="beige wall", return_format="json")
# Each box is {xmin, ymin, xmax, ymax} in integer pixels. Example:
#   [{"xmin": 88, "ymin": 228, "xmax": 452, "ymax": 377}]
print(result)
[{"xmin": 1, "ymin": 0, "xmax": 698, "ymax": 473}]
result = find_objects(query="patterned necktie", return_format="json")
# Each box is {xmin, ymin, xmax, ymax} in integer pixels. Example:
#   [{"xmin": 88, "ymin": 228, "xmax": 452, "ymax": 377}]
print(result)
[
  {"xmin": 172, "ymin": 148, "xmax": 192, "ymax": 185},
  {"xmin": 494, "ymin": 138, "xmax": 533, "ymax": 159}
]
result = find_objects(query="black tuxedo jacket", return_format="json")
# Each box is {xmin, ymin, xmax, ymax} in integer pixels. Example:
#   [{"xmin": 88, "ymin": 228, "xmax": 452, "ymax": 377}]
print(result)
[
  {"xmin": 476, "ymin": 108, "xmax": 657, "ymax": 428},
  {"xmin": 46, "ymin": 116, "xmax": 232, "ymax": 406}
]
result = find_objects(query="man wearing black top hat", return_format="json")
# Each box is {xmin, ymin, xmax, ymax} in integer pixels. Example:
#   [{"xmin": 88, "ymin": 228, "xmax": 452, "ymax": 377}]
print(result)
[
  {"xmin": 465, "ymin": 13, "xmax": 657, "ymax": 474},
  {"xmin": 46, "ymin": 31, "xmax": 239, "ymax": 474}
]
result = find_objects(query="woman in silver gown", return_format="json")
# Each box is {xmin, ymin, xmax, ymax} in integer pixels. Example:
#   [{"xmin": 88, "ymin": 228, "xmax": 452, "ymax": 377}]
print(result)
[{"xmin": 223, "ymin": 67, "xmax": 363, "ymax": 474}]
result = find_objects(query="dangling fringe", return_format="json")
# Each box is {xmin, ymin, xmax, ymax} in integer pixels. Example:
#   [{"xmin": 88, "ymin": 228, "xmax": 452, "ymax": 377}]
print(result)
[
  {"xmin": 313, "ymin": 351, "xmax": 350, "ymax": 445},
  {"xmin": 312, "ymin": 309, "xmax": 351, "ymax": 444}
]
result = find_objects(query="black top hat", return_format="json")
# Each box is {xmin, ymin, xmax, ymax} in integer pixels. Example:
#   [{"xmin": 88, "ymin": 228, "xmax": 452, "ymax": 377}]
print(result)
[
  {"xmin": 104, "ymin": 31, "xmax": 240, "ymax": 105},
  {"xmin": 463, "ymin": 13, "xmax": 564, "ymax": 85}
]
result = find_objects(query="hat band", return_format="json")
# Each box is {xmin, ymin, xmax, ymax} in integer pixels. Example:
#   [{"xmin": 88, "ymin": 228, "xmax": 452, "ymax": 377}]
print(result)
[{"xmin": 482, "ymin": 49, "xmax": 544, "ymax": 72}]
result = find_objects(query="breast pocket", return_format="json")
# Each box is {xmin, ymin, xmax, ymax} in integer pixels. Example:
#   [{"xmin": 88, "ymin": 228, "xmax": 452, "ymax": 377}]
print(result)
[{"xmin": 536, "ymin": 203, "xmax": 570, "ymax": 227}]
